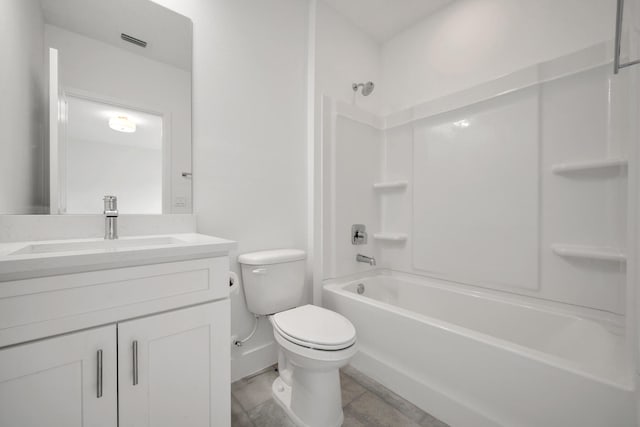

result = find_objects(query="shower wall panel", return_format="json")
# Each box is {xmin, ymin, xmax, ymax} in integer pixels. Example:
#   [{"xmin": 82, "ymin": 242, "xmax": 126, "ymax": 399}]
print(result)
[
  {"xmin": 379, "ymin": 58, "xmax": 628, "ymax": 314},
  {"xmin": 412, "ymin": 88, "xmax": 540, "ymax": 291}
]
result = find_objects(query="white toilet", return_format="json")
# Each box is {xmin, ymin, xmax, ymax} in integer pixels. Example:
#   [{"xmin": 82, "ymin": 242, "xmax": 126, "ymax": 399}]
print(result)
[{"xmin": 238, "ymin": 249, "xmax": 357, "ymax": 427}]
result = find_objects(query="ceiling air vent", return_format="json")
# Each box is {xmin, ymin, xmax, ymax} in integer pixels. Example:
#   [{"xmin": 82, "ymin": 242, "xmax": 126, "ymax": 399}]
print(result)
[{"xmin": 121, "ymin": 33, "xmax": 147, "ymax": 48}]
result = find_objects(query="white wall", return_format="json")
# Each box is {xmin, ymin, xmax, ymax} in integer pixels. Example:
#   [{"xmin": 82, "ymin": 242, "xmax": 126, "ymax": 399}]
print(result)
[
  {"xmin": 315, "ymin": 1, "xmax": 383, "ymax": 114},
  {"xmin": 45, "ymin": 24, "xmax": 192, "ymax": 213},
  {"xmin": 381, "ymin": 0, "xmax": 615, "ymax": 113},
  {"xmin": 0, "ymin": 0, "xmax": 46, "ymax": 214},
  {"xmin": 150, "ymin": 0, "xmax": 310, "ymax": 381}
]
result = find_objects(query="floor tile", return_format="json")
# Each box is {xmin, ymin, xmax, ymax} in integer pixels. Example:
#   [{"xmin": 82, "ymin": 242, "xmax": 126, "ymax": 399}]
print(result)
[
  {"xmin": 340, "ymin": 371, "xmax": 367, "ymax": 407},
  {"xmin": 342, "ymin": 408, "xmax": 369, "ymax": 427},
  {"xmin": 231, "ymin": 364, "xmax": 448, "ymax": 427},
  {"xmin": 366, "ymin": 382, "xmax": 427, "ymax": 423},
  {"xmin": 247, "ymin": 400, "xmax": 297, "ymax": 427},
  {"xmin": 231, "ymin": 395, "xmax": 254, "ymax": 427},
  {"xmin": 342, "ymin": 365, "xmax": 378, "ymax": 390},
  {"xmin": 232, "ymin": 408, "xmax": 254, "ymax": 427},
  {"xmin": 420, "ymin": 412, "xmax": 450, "ymax": 427},
  {"xmin": 342, "ymin": 366, "xmax": 437, "ymax": 425},
  {"xmin": 231, "ymin": 369, "xmax": 278, "ymax": 412},
  {"xmin": 346, "ymin": 392, "xmax": 422, "ymax": 427}
]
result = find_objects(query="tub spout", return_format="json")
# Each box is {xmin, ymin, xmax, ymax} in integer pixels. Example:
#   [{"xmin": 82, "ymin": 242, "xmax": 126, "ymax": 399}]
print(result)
[{"xmin": 356, "ymin": 254, "xmax": 376, "ymax": 266}]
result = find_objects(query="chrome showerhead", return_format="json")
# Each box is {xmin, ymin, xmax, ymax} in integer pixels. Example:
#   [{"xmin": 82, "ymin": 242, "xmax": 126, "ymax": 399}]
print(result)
[
  {"xmin": 352, "ymin": 81, "xmax": 375, "ymax": 96},
  {"xmin": 362, "ymin": 81, "xmax": 375, "ymax": 96}
]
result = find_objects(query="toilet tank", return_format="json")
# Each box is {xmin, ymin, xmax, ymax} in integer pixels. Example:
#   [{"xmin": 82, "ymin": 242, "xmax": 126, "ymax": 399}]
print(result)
[{"xmin": 238, "ymin": 249, "xmax": 307, "ymax": 315}]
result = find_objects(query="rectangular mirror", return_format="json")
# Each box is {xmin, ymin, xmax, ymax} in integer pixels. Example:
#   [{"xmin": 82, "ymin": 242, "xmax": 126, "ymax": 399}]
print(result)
[{"xmin": 0, "ymin": 0, "xmax": 192, "ymax": 214}]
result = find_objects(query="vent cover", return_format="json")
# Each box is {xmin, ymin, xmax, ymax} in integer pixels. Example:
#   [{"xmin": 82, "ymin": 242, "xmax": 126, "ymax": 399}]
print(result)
[{"xmin": 121, "ymin": 33, "xmax": 147, "ymax": 48}]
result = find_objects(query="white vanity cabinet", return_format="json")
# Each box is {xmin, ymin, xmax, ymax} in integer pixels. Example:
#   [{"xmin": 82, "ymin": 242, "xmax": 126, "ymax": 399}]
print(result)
[
  {"xmin": 118, "ymin": 302, "xmax": 230, "ymax": 427},
  {"xmin": 0, "ymin": 301, "xmax": 229, "ymax": 427},
  {"xmin": 0, "ymin": 234, "xmax": 235, "ymax": 427},
  {"xmin": 0, "ymin": 325, "xmax": 118, "ymax": 427}
]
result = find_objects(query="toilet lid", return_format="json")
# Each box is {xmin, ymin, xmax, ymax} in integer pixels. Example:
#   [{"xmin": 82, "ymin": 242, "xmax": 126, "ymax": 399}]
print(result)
[{"xmin": 272, "ymin": 305, "xmax": 356, "ymax": 351}]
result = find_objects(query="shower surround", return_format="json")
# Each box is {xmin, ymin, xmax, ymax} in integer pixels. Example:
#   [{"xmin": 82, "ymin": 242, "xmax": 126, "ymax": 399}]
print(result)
[{"xmin": 320, "ymin": 42, "xmax": 636, "ymax": 426}]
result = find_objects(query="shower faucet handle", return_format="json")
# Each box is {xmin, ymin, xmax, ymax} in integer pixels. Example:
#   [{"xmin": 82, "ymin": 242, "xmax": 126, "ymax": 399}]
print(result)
[{"xmin": 352, "ymin": 224, "xmax": 368, "ymax": 245}]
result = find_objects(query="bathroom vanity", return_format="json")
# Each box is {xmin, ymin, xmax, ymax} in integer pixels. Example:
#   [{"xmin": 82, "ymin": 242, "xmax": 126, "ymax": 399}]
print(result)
[
  {"xmin": 0, "ymin": 233, "xmax": 235, "ymax": 427},
  {"xmin": 0, "ymin": 0, "xmax": 236, "ymax": 423}
]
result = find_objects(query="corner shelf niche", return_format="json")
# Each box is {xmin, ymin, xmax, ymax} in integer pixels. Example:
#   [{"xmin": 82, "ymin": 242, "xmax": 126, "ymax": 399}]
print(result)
[
  {"xmin": 373, "ymin": 180, "xmax": 409, "ymax": 191},
  {"xmin": 373, "ymin": 233, "xmax": 408, "ymax": 242},
  {"xmin": 551, "ymin": 158, "xmax": 628, "ymax": 174},
  {"xmin": 551, "ymin": 244, "xmax": 626, "ymax": 262}
]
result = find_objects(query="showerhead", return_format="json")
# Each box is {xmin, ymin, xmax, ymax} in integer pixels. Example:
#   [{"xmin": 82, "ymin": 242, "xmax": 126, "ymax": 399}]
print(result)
[{"xmin": 352, "ymin": 81, "xmax": 375, "ymax": 96}]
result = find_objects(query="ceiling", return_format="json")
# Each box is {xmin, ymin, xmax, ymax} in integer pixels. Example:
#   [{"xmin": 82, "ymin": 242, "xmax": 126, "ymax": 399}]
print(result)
[
  {"xmin": 67, "ymin": 96, "xmax": 163, "ymax": 151},
  {"xmin": 321, "ymin": 0, "xmax": 452, "ymax": 43},
  {"xmin": 40, "ymin": 0, "xmax": 192, "ymax": 70}
]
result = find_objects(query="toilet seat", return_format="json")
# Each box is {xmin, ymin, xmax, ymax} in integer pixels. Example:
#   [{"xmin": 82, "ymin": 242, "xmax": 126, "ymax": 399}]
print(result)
[{"xmin": 272, "ymin": 305, "xmax": 356, "ymax": 351}]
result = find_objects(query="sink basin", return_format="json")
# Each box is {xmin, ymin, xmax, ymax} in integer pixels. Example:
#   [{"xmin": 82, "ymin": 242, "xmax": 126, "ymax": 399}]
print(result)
[{"xmin": 10, "ymin": 236, "xmax": 184, "ymax": 255}]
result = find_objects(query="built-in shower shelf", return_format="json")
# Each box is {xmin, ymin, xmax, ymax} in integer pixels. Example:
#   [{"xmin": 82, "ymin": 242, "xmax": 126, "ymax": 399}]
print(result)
[
  {"xmin": 551, "ymin": 244, "xmax": 626, "ymax": 262},
  {"xmin": 374, "ymin": 233, "xmax": 408, "ymax": 242},
  {"xmin": 373, "ymin": 180, "xmax": 409, "ymax": 190},
  {"xmin": 551, "ymin": 158, "xmax": 628, "ymax": 174}
]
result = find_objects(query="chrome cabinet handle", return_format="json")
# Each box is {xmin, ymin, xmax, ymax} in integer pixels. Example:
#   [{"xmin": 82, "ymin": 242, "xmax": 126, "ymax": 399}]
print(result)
[
  {"xmin": 614, "ymin": 0, "xmax": 640, "ymax": 74},
  {"xmin": 133, "ymin": 340, "xmax": 139, "ymax": 386},
  {"xmin": 97, "ymin": 349, "xmax": 103, "ymax": 398}
]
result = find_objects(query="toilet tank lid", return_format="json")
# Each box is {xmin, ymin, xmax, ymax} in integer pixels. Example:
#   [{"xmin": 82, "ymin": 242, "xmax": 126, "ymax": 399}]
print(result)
[{"xmin": 238, "ymin": 249, "xmax": 306, "ymax": 265}]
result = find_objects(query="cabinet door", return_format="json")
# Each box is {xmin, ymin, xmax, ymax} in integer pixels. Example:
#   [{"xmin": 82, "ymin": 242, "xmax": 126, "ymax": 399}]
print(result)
[
  {"xmin": 118, "ymin": 301, "xmax": 230, "ymax": 427},
  {"xmin": 0, "ymin": 325, "xmax": 117, "ymax": 427}
]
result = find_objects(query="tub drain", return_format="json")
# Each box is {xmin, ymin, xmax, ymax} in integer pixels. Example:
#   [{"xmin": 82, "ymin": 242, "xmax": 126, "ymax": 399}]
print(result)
[{"xmin": 356, "ymin": 283, "xmax": 365, "ymax": 294}]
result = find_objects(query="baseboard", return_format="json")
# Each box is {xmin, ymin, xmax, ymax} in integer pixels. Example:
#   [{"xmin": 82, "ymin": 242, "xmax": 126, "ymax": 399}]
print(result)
[
  {"xmin": 231, "ymin": 340, "xmax": 278, "ymax": 382},
  {"xmin": 350, "ymin": 350, "xmax": 502, "ymax": 427}
]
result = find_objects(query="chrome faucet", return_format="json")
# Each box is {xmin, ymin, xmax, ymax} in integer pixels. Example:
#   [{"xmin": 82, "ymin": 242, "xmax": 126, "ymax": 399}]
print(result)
[
  {"xmin": 103, "ymin": 195, "xmax": 118, "ymax": 240},
  {"xmin": 356, "ymin": 254, "xmax": 376, "ymax": 266}
]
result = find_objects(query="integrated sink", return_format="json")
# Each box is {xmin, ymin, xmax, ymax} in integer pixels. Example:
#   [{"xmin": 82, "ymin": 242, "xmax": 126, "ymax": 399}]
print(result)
[
  {"xmin": 9, "ymin": 236, "xmax": 185, "ymax": 256},
  {"xmin": 0, "ymin": 233, "xmax": 236, "ymax": 282}
]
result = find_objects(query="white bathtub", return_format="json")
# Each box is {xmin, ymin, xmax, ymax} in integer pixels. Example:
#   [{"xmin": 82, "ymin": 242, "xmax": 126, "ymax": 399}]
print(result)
[{"xmin": 323, "ymin": 272, "xmax": 636, "ymax": 427}]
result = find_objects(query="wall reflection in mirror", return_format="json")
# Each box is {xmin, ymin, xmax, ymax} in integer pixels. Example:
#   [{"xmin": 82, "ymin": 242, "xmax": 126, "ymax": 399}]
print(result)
[{"xmin": 0, "ymin": 0, "xmax": 192, "ymax": 214}]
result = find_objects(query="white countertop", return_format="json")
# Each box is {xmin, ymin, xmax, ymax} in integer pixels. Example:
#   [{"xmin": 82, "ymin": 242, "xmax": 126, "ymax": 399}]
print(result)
[{"xmin": 0, "ymin": 233, "xmax": 236, "ymax": 282}]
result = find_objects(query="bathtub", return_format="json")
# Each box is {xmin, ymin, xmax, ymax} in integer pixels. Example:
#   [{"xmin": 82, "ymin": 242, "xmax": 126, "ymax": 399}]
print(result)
[{"xmin": 323, "ymin": 271, "xmax": 636, "ymax": 427}]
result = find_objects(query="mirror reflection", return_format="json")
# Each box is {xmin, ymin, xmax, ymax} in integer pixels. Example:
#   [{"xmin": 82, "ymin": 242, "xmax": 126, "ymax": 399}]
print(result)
[
  {"xmin": 0, "ymin": 0, "xmax": 192, "ymax": 214},
  {"xmin": 65, "ymin": 97, "xmax": 163, "ymax": 214}
]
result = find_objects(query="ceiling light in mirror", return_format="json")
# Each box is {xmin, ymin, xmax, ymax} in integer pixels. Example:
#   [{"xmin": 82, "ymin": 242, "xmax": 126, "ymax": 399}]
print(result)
[{"xmin": 109, "ymin": 115, "xmax": 137, "ymax": 133}]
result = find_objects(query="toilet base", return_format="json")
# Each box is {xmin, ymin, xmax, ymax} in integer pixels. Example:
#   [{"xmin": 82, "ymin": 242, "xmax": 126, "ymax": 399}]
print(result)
[{"xmin": 272, "ymin": 376, "xmax": 344, "ymax": 427}]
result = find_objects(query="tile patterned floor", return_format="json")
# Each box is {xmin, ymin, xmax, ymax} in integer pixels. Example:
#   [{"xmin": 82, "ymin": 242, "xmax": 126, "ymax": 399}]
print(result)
[{"xmin": 231, "ymin": 365, "xmax": 449, "ymax": 427}]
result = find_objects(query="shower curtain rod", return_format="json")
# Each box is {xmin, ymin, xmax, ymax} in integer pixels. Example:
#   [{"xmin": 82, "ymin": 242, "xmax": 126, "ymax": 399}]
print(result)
[{"xmin": 614, "ymin": 0, "xmax": 640, "ymax": 74}]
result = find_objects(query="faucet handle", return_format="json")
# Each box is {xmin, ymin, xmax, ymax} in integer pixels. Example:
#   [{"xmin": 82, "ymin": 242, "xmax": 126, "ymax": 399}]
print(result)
[{"xmin": 352, "ymin": 224, "xmax": 368, "ymax": 245}]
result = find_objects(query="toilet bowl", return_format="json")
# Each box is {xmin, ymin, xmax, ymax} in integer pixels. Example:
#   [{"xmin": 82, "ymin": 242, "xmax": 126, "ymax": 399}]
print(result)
[
  {"xmin": 270, "ymin": 305, "xmax": 357, "ymax": 427},
  {"xmin": 238, "ymin": 250, "xmax": 358, "ymax": 427}
]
